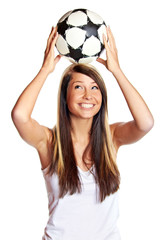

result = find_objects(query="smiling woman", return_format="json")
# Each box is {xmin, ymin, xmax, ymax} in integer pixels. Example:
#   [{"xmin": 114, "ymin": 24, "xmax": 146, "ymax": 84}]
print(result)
[
  {"xmin": 11, "ymin": 26, "xmax": 154, "ymax": 240},
  {"xmin": 53, "ymin": 63, "xmax": 119, "ymax": 200}
]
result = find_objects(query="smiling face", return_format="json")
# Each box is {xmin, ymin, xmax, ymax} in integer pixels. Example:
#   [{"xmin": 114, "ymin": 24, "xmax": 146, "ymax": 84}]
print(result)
[{"xmin": 66, "ymin": 72, "xmax": 102, "ymax": 120}]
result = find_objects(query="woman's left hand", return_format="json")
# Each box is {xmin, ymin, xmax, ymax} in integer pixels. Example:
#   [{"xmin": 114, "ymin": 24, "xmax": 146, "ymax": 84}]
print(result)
[
  {"xmin": 97, "ymin": 26, "xmax": 120, "ymax": 74},
  {"xmin": 42, "ymin": 26, "xmax": 61, "ymax": 74}
]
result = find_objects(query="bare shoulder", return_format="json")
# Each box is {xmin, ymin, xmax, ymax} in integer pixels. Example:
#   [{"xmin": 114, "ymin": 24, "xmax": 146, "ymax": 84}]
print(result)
[{"xmin": 37, "ymin": 126, "xmax": 53, "ymax": 170}]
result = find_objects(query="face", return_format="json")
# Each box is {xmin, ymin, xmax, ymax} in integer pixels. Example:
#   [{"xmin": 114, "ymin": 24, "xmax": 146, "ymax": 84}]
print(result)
[{"xmin": 66, "ymin": 72, "xmax": 102, "ymax": 120}]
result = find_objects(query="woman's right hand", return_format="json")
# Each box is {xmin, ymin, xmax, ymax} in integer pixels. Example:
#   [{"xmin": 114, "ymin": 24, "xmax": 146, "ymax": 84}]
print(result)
[{"xmin": 42, "ymin": 26, "xmax": 61, "ymax": 74}]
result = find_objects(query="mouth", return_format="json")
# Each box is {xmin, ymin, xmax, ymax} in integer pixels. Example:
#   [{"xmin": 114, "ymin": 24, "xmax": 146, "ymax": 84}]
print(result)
[{"xmin": 78, "ymin": 103, "xmax": 95, "ymax": 109}]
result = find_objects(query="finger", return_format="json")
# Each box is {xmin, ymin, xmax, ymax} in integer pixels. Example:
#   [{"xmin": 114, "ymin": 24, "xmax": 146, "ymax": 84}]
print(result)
[
  {"xmin": 96, "ymin": 57, "xmax": 106, "ymax": 66},
  {"xmin": 103, "ymin": 33, "xmax": 110, "ymax": 51},
  {"xmin": 50, "ymin": 26, "xmax": 54, "ymax": 34},
  {"xmin": 46, "ymin": 27, "xmax": 56, "ymax": 52},
  {"xmin": 50, "ymin": 32, "xmax": 59, "ymax": 52},
  {"xmin": 47, "ymin": 27, "xmax": 56, "ymax": 45},
  {"xmin": 49, "ymin": 27, "xmax": 58, "ymax": 47},
  {"xmin": 47, "ymin": 27, "xmax": 54, "ymax": 44},
  {"xmin": 106, "ymin": 26, "xmax": 116, "ymax": 50}
]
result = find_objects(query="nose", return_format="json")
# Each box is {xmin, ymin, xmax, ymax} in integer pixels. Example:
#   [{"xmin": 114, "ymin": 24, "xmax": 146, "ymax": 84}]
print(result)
[{"xmin": 83, "ymin": 89, "xmax": 92, "ymax": 100}]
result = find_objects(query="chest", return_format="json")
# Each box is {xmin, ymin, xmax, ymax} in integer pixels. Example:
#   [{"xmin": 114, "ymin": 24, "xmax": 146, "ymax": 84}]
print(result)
[{"xmin": 73, "ymin": 143, "xmax": 93, "ymax": 172}]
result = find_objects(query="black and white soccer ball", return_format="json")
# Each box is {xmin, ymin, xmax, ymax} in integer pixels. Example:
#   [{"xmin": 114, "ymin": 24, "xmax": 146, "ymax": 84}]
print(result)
[{"xmin": 56, "ymin": 9, "xmax": 107, "ymax": 64}]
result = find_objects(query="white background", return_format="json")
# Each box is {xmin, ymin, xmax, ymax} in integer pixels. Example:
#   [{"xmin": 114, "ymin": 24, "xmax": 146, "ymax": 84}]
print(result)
[{"xmin": 0, "ymin": 0, "xmax": 160, "ymax": 239}]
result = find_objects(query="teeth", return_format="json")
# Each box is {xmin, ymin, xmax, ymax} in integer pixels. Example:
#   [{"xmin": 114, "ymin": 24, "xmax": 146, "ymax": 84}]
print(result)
[{"xmin": 80, "ymin": 104, "xmax": 94, "ymax": 108}]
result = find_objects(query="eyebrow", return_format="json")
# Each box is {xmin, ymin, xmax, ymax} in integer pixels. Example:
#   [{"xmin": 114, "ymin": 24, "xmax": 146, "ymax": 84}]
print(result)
[{"xmin": 71, "ymin": 81, "xmax": 96, "ymax": 85}]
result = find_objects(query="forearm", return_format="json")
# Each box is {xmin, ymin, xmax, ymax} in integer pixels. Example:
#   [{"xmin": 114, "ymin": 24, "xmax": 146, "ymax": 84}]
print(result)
[
  {"xmin": 12, "ymin": 67, "xmax": 49, "ymax": 122},
  {"xmin": 112, "ymin": 67, "xmax": 154, "ymax": 131}
]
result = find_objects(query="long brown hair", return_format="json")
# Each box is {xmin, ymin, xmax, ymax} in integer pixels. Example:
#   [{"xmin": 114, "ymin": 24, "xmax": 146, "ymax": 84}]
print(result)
[{"xmin": 47, "ymin": 64, "xmax": 120, "ymax": 202}]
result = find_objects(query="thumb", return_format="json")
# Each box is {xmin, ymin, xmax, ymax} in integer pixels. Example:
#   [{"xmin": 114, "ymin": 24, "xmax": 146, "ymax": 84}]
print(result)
[
  {"xmin": 96, "ymin": 57, "xmax": 106, "ymax": 66},
  {"xmin": 54, "ymin": 54, "xmax": 61, "ymax": 65}
]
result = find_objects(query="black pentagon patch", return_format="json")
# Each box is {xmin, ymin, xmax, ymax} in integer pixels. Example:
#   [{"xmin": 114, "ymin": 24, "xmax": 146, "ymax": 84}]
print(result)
[
  {"xmin": 67, "ymin": 46, "xmax": 84, "ymax": 62},
  {"xmin": 82, "ymin": 22, "xmax": 99, "ymax": 38},
  {"xmin": 57, "ymin": 20, "xmax": 69, "ymax": 36}
]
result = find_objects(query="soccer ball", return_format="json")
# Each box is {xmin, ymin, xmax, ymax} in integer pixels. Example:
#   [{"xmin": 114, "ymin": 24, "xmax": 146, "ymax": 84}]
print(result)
[{"xmin": 56, "ymin": 9, "xmax": 107, "ymax": 64}]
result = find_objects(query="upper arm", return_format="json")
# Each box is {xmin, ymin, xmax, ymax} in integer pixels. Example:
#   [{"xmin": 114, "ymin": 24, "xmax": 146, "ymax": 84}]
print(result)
[
  {"xmin": 110, "ymin": 120, "xmax": 150, "ymax": 149},
  {"xmin": 11, "ymin": 109, "xmax": 54, "ymax": 169},
  {"xmin": 12, "ymin": 111, "xmax": 52, "ymax": 150}
]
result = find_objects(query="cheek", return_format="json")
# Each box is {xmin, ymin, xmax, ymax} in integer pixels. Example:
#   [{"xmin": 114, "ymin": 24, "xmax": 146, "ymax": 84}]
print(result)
[
  {"xmin": 66, "ymin": 90, "xmax": 77, "ymax": 112},
  {"xmin": 67, "ymin": 91, "xmax": 75, "ymax": 105},
  {"xmin": 95, "ymin": 92, "xmax": 102, "ymax": 104}
]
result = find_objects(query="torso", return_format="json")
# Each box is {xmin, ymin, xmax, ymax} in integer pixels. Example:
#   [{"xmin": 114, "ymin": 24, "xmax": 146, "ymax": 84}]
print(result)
[{"xmin": 40, "ymin": 125, "xmax": 121, "ymax": 239}]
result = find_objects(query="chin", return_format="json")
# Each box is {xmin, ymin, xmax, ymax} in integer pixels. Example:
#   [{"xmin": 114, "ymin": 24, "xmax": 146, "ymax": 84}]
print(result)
[{"xmin": 74, "ymin": 112, "xmax": 99, "ymax": 120}]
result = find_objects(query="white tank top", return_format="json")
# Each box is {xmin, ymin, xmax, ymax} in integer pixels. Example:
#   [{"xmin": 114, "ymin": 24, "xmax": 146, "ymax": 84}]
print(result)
[{"xmin": 41, "ymin": 164, "xmax": 121, "ymax": 240}]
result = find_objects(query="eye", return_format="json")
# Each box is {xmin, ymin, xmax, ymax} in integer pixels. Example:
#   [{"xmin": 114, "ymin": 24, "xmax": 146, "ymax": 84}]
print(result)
[
  {"xmin": 91, "ymin": 86, "xmax": 99, "ymax": 90},
  {"xmin": 75, "ymin": 85, "xmax": 83, "ymax": 89}
]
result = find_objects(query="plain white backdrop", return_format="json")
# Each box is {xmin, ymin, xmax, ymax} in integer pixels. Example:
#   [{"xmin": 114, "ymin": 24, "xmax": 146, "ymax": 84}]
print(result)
[{"xmin": 0, "ymin": 0, "xmax": 159, "ymax": 239}]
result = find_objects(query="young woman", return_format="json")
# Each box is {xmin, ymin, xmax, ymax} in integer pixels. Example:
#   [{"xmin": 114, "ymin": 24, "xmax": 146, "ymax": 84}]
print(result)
[{"xmin": 11, "ymin": 26, "xmax": 154, "ymax": 240}]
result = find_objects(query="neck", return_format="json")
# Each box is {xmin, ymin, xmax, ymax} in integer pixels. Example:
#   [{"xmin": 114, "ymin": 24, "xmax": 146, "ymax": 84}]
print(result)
[{"xmin": 70, "ymin": 116, "xmax": 93, "ymax": 144}]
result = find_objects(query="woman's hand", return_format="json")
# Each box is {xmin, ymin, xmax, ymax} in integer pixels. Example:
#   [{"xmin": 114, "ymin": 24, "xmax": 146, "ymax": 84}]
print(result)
[
  {"xmin": 42, "ymin": 26, "xmax": 61, "ymax": 74},
  {"xmin": 97, "ymin": 27, "xmax": 154, "ymax": 148},
  {"xmin": 97, "ymin": 26, "xmax": 120, "ymax": 74}
]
